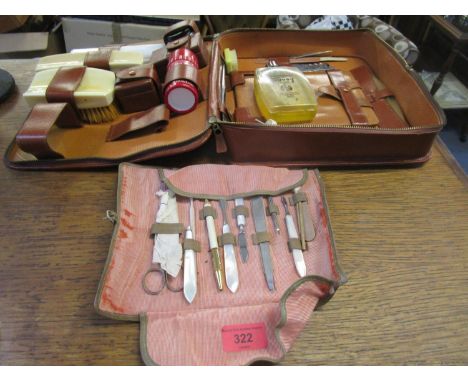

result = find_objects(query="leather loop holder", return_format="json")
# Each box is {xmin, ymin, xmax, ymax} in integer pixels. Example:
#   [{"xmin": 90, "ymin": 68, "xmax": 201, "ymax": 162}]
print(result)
[
  {"xmin": 106, "ymin": 104, "xmax": 170, "ymax": 141},
  {"xmin": 115, "ymin": 64, "xmax": 162, "ymax": 114},
  {"xmin": 45, "ymin": 66, "xmax": 86, "ymax": 108},
  {"xmin": 327, "ymin": 70, "xmax": 368, "ymax": 125},
  {"xmin": 83, "ymin": 48, "xmax": 113, "ymax": 70},
  {"xmin": 351, "ymin": 65, "xmax": 408, "ymax": 129},
  {"xmin": 15, "ymin": 103, "xmax": 82, "ymax": 159}
]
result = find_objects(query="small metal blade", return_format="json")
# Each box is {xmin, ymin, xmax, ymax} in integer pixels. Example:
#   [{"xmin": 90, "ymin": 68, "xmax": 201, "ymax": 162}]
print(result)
[{"xmin": 238, "ymin": 231, "xmax": 249, "ymax": 263}]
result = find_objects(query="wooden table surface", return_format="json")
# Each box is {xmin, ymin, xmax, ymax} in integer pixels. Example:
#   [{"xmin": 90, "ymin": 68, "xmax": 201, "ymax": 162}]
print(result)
[{"xmin": 0, "ymin": 60, "xmax": 467, "ymax": 365}]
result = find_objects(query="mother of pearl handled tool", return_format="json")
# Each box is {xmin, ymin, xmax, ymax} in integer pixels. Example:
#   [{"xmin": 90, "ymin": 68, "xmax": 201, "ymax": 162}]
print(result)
[
  {"xmin": 219, "ymin": 199, "xmax": 239, "ymax": 293},
  {"xmin": 281, "ymin": 196, "xmax": 306, "ymax": 277},
  {"xmin": 183, "ymin": 198, "xmax": 197, "ymax": 303},
  {"xmin": 204, "ymin": 200, "xmax": 224, "ymax": 291}
]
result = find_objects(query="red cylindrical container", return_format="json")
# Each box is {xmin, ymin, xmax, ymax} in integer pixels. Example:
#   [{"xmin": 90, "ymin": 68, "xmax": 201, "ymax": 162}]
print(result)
[{"xmin": 164, "ymin": 48, "xmax": 199, "ymax": 114}]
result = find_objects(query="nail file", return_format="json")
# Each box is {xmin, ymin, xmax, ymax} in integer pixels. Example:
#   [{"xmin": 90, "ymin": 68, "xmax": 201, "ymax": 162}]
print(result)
[
  {"xmin": 183, "ymin": 198, "xmax": 197, "ymax": 303},
  {"xmin": 251, "ymin": 197, "xmax": 275, "ymax": 291},
  {"xmin": 234, "ymin": 198, "xmax": 249, "ymax": 263},
  {"xmin": 220, "ymin": 199, "xmax": 239, "ymax": 293},
  {"xmin": 281, "ymin": 197, "xmax": 306, "ymax": 277}
]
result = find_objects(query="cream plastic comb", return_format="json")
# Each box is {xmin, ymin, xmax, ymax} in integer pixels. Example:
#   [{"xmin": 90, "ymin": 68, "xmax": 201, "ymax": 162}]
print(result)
[
  {"xmin": 35, "ymin": 51, "xmax": 144, "ymax": 72},
  {"xmin": 23, "ymin": 67, "xmax": 118, "ymax": 124}
]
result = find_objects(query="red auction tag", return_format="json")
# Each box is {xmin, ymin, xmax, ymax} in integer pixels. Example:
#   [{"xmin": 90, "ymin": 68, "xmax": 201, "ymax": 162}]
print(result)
[{"xmin": 221, "ymin": 322, "xmax": 268, "ymax": 352}]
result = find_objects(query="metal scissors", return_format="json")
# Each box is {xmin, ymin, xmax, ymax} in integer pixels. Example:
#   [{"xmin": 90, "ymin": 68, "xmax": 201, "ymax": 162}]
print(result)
[
  {"xmin": 142, "ymin": 265, "xmax": 183, "ymax": 295},
  {"xmin": 142, "ymin": 181, "xmax": 183, "ymax": 295}
]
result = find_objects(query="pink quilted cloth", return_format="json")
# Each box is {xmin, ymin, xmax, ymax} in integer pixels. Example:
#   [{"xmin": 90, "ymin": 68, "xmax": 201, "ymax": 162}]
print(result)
[{"xmin": 96, "ymin": 163, "xmax": 345, "ymax": 365}]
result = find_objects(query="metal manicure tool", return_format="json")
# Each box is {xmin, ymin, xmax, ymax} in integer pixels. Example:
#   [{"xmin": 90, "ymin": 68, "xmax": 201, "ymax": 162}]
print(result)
[
  {"xmin": 234, "ymin": 198, "xmax": 249, "ymax": 263},
  {"xmin": 251, "ymin": 197, "xmax": 275, "ymax": 291},
  {"xmin": 219, "ymin": 199, "xmax": 239, "ymax": 293},
  {"xmin": 267, "ymin": 196, "xmax": 281, "ymax": 235},
  {"xmin": 281, "ymin": 196, "xmax": 306, "ymax": 277},
  {"xmin": 183, "ymin": 198, "xmax": 197, "ymax": 303},
  {"xmin": 204, "ymin": 200, "xmax": 224, "ymax": 291}
]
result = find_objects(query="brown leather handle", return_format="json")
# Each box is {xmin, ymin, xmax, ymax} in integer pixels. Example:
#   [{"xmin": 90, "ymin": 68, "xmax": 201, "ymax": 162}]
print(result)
[{"xmin": 16, "ymin": 103, "xmax": 82, "ymax": 159}]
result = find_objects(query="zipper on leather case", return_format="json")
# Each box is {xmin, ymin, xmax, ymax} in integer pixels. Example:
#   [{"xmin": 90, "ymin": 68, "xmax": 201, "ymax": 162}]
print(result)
[{"xmin": 211, "ymin": 119, "xmax": 441, "ymax": 132}]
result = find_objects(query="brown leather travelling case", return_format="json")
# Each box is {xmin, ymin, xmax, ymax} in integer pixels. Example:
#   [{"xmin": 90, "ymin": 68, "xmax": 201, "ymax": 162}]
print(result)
[{"xmin": 4, "ymin": 27, "xmax": 445, "ymax": 170}]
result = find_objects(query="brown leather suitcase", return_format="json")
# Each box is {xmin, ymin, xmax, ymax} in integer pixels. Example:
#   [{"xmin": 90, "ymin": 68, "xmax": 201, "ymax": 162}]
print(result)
[{"xmin": 4, "ymin": 26, "xmax": 445, "ymax": 170}]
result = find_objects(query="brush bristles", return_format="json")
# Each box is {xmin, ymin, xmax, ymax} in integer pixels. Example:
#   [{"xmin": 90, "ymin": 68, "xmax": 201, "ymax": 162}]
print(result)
[{"xmin": 78, "ymin": 103, "xmax": 120, "ymax": 124}]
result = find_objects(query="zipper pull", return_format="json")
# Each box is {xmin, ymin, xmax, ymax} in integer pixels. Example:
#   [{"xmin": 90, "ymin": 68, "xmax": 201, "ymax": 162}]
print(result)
[{"xmin": 209, "ymin": 116, "xmax": 228, "ymax": 153}]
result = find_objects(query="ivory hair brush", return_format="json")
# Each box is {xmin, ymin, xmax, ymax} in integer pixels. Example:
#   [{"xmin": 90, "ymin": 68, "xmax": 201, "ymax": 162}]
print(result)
[
  {"xmin": 23, "ymin": 67, "xmax": 119, "ymax": 124},
  {"xmin": 35, "ymin": 51, "xmax": 144, "ymax": 72}
]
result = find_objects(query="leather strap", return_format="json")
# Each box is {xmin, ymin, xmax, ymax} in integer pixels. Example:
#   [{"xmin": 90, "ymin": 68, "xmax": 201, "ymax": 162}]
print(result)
[
  {"xmin": 266, "ymin": 203, "xmax": 279, "ymax": 216},
  {"xmin": 288, "ymin": 238, "xmax": 302, "ymax": 252},
  {"xmin": 229, "ymin": 71, "xmax": 245, "ymax": 88},
  {"xmin": 351, "ymin": 65, "xmax": 408, "ymax": 129},
  {"xmin": 327, "ymin": 70, "xmax": 368, "ymax": 125},
  {"xmin": 45, "ymin": 67, "xmax": 86, "ymax": 108},
  {"xmin": 234, "ymin": 107, "xmax": 256, "ymax": 123},
  {"xmin": 106, "ymin": 104, "xmax": 169, "ymax": 141},
  {"xmin": 116, "ymin": 64, "xmax": 160, "ymax": 85},
  {"xmin": 199, "ymin": 205, "xmax": 218, "ymax": 220},
  {"xmin": 232, "ymin": 205, "xmax": 250, "ymax": 219},
  {"xmin": 164, "ymin": 19, "xmax": 199, "ymax": 45},
  {"xmin": 183, "ymin": 238, "xmax": 201, "ymax": 253},
  {"xmin": 150, "ymin": 222, "xmax": 185, "ymax": 236},
  {"xmin": 84, "ymin": 48, "xmax": 113, "ymax": 70},
  {"xmin": 15, "ymin": 103, "xmax": 81, "ymax": 159},
  {"xmin": 218, "ymin": 233, "xmax": 237, "ymax": 246},
  {"xmin": 290, "ymin": 192, "xmax": 308, "ymax": 205},
  {"xmin": 251, "ymin": 231, "xmax": 271, "ymax": 245}
]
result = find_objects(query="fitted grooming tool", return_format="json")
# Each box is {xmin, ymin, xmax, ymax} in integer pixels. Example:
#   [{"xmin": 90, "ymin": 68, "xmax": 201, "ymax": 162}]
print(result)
[
  {"xmin": 71, "ymin": 43, "xmax": 165, "ymax": 62},
  {"xmin": 234, "ymin": 198, "xmax": 249, "ymax": 263},
  {"xmin": 293, "ymin": 187, "xmax": 316, "ymax": 243},
  {"xmin": 164, "ymin": 48, "xmax": 200, "ymax": 114},
  {"xmin": 294, "ymin": 187, "xmax": 307, "ymax": 250},
  {"xmin": 143, "ymin": 186, "xmax": 183, "ymax": 295},
  {"xmin": 219, "ymin": 200, "xmax": 239, "ymax": 293},
  {"xmin": 204, "ymin": 200, "xmax": 224, "ymax": 291},
  {"xmin": 281, "ymin": 196, "xmax": 306, "ymax": 277},
  {"xmin": 183, "ymin": 198, "xmax": 197, "ymax": 303},
  {"xmin": 254, "ymin": 60, "xmax": 318, "ymax": 123},
  {"xmin": 35, "ymin": 51, "xmax": 145, "ymax": 72},
  {"xmin": 267, "ymin": 197, "xmax": 281, "ymax": 235},
  {"xmin": 292, "ymin": 62, "xmax": 333, "ymax": 73},
  {"xmin": 251, "ymin": 197, "xmax": 275, "ymax": 291},
  {"xmin": 23, "ymin": 67, "xmax": 119, "ymax": 124}
]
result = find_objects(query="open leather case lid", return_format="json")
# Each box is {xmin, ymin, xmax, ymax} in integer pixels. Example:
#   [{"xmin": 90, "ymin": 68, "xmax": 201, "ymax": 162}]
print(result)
[
  {"xmin": 4, "ymin": 28, "xmax": 445, "ymax": 170},
  {"xmin": 95, "ymin": 163, "xmax": 346, "ymax": 365}
]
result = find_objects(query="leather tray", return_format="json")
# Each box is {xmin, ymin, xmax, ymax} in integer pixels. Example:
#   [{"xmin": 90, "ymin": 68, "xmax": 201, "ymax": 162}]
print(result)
[{"xmin": 4, "ymin": 28, "xmax": 445, "ymax": 169}]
